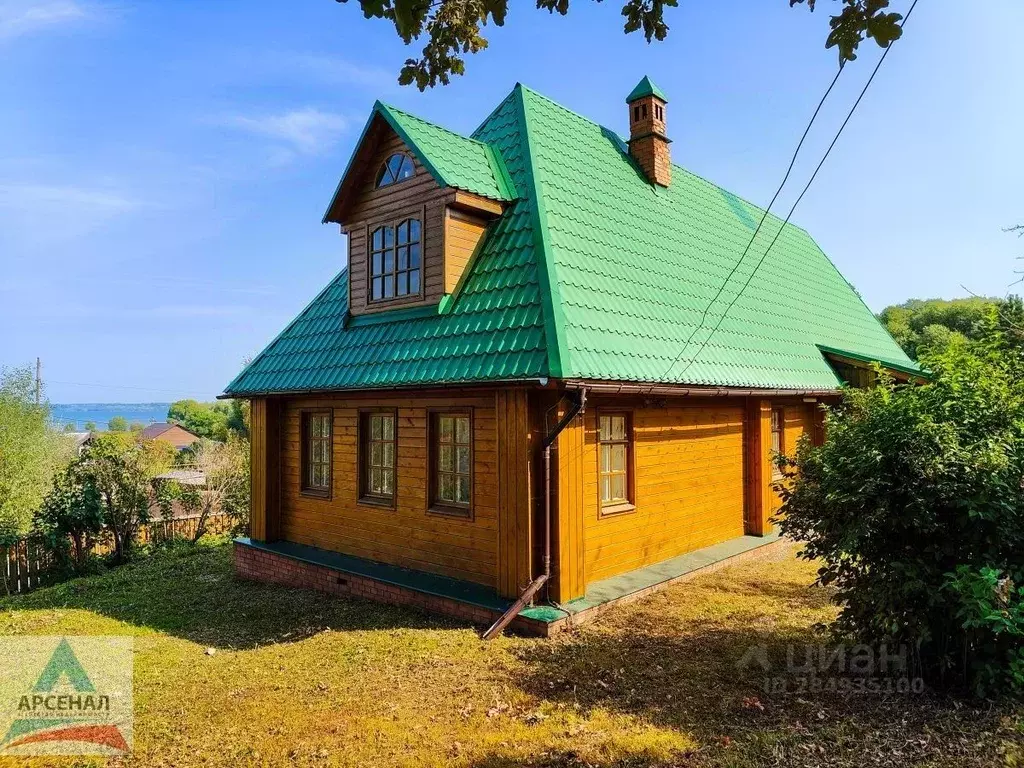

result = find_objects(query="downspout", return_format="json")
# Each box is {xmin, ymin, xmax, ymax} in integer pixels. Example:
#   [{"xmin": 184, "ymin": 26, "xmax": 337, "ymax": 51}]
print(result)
[{"xmin": 482, "ymin": 388, "xmax": 587, "ymax": 640}]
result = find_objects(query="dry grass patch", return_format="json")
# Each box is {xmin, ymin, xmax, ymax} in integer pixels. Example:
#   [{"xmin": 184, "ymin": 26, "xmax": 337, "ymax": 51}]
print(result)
[{"xmin": 0, "ymin": 539, "xmax": 1021, "ymax": 767}]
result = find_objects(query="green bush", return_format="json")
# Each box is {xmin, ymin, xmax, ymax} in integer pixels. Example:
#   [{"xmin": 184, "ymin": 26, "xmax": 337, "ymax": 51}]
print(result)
[
  {"xmin": 778, "ymin": 344, "xmax": 1024, "ymax": 695},
  {"xmin": 33, "ymin": 458, "xmax": 106, "ymax": 576}
]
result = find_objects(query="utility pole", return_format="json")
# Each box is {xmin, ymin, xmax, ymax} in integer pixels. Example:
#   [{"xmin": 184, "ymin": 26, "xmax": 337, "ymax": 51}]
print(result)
[{"xmin": 35, "ymin": 357, "xmax": 41, "ymax": 406}]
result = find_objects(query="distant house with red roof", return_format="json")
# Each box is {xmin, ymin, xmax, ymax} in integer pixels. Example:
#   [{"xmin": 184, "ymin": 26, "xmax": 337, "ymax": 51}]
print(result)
[{"xmin": 141, "ymin": 422, "xmax": 200, "ymax": 450}]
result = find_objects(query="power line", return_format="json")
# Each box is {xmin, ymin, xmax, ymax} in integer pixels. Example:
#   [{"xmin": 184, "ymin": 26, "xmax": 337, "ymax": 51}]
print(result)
[
  {"xmin": 661, "ymin": 0, "xmax": 919, "ymax": 382},
  {"xmin": 658, "ymin": 65, "xmax": 845, "ymax": 381}
]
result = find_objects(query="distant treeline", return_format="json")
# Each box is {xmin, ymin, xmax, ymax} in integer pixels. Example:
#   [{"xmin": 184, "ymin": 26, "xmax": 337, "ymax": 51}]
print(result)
[{"xmin": 877, "ymin": 295, "xmax": 1024, "ymax": 360}]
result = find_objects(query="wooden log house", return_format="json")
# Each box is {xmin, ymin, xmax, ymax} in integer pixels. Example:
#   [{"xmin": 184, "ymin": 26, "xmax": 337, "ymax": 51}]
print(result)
[{"xmin": 225, "ymin": 78, "xmax": 920, "ymax": 635}]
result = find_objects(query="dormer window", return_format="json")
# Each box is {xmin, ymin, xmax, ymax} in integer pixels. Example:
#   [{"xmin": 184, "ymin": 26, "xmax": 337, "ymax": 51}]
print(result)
[
  {"xmin": 370, "ymin": 217, "xmax": 421, "ymax": 301},
  {"xmin": 376, "ymin": 153, "xmax": 415, "ymax": 188}
]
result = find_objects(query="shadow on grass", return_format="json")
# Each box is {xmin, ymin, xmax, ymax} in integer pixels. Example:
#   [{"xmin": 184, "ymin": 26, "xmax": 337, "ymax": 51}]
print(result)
[
  {"xmin": 466, "ymin": 752, "xmax": 680, "ymax": 768},
  {"xmin": 512, "ymin": 614, "xmax": 1022, "ymax": 767},
  {"xmin": 0, "ymin": 539, "xmax": 467, "ymax": 649}
]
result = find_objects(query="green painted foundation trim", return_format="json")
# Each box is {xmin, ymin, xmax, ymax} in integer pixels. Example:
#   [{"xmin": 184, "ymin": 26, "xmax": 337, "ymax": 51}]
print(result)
[
  {"xmin": 558, "ymin": 532, "xmax": 783, "ymax": 616},
  {"xmin": 236, "ymin": 537, "xmax": 515, "ymax": 615},
  {"xmin": 238, "ymin": 533, "xmax": 785, "ymax": 626}
]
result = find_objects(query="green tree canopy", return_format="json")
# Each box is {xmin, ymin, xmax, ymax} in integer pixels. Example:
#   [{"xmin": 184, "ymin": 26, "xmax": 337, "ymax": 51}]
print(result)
[
  {"xmin": 335, "ymin": 0, "xmax": 906, "ymax": 89},
  {"xmin": 167, "ymin": 399, "xmax": 247, "ymax": 441},
  {"xmin": 81, "ymin": 432, "xmax": 175, "ymax": 563},
  {"xmin": 0, "ymin": 367, "xmax": 68, "ymax": 542},
  {"xmin": 877, "ymin": 296, "xmax": 999, "ymax": 359},
  {"xmin": 108, "ymin": 415, "xmax": 130, "ymax": 432}
]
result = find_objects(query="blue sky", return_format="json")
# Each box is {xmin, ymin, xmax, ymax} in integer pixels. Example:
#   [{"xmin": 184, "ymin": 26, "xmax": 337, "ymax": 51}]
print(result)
[{"xmin": 2, "ymin": 0, "xmax": 1021, "ymax": 403}]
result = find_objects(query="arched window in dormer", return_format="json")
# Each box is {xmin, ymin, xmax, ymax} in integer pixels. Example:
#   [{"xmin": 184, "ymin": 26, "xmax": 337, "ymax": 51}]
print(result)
[{"xmin": 376, "ymin": 153, "xmax": 415, "ymax": 188}]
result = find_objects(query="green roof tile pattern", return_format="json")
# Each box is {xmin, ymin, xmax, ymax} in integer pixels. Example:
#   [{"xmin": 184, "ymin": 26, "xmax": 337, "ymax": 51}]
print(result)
[
  {"xmin": 625, "ymin": 75, "xmax": 668, "ymax": 103},
  {"xmin": 226, "ymin": 83, "xmax": 914, "ymax": 397},
  {"xmin": 377, "ymin": 102, "xmax": 515, "ymax": 202},
  {"xmin": 517, "ymin": 85, "xmax": 914, "ymax": 389},
  {"xmin": 225, "ymin": 92, "xmax": 547, "ymax": 396}
]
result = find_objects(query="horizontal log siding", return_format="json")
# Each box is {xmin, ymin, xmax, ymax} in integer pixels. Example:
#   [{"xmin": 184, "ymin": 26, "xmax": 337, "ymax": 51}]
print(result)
[
  {"xmin": 346, "ymin": 133, "xmax": 450, "ymax": 315},
  {"xmin": 582, "ymin": 402, "xmax": 746, "ymax": 584},
  {"xmin": 770, "ymin": 402, "xmax": 815, "ymax": 514},
  {"xmin": 278, "ymin": 391, "xmax": 499, "ymax": 586}
]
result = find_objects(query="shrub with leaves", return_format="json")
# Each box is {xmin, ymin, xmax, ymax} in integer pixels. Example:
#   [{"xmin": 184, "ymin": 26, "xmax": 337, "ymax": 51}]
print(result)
[
  {"xmin": 33, "ymin": 458, "xmax": 105, "ymax": 576},
  {"xmin": 82, "ymin": 433, "xmax": 175, "ymax": 564},
  {"xmin": 778, "ymin": 343, "xmax": 1024, "ymax": 694}
]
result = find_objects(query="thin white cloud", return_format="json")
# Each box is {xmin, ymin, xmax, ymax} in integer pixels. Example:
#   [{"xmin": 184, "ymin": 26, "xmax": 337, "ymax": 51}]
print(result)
[
  {"xmin": 214, "ymin": 108, "xmax": 351, "ymax": 156},
  {"xmin": 283, "ymin": 53, "xmax": 394, "ymax": 91},
  {"xmin": 0, "ymin": 181, "xmax": 149, "ymax": 246},
  {"xmin": 0, "ymin": 0, "xmax": 92, "ymax": 41},
  {"xmin": 0, "ymin": 182, "xmax": 142, "ymax": 213}
]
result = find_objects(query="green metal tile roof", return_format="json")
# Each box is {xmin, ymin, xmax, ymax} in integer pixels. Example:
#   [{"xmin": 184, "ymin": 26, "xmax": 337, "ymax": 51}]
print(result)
[
  {"xmin": 379, "ymin": 101, "xmax": 515, "ymax": 202},
  {"xmin": 225, "ymin": 83, "xmax": 915, "ymax": 397},
  {"xmin": 517, "ymin": 85, "xmax": 915, "ymax": 389},
  {"xmin": 625, "ymin": 75, "xmax": 668, "ymax": 103}
]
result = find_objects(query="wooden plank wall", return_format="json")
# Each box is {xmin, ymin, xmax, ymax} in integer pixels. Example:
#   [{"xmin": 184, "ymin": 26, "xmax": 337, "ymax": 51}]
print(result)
[
  {"xmin": 581, "ymin": 401, "xmax": 746, "ymax": 584},
  {"xmin": 769, "ymin": 403, "xmax": 815, "ymax": 515},
  {"xmin": 553, "ymin": 401, "xmax": 587, "ymax": 602},
  {"xmin": 444, "ymin": 208, "xmax": 488, "ymax": 294},
  {"xmin": 277, "ymin": 390, "xmax": 500, "ymax": 587},
  {"xmin": 495, "ymin": 389, "xmax": 533, "ymax": 598}
]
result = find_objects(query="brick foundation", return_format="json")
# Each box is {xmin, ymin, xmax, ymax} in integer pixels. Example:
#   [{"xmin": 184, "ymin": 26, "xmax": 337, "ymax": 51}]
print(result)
[
  {"xmin": 234, "ymin": 540, "xmax": 556, "ymax": 636},
  {"xmin": 234, "ymin": 536, "xmax": 795, "ymax": 637}
]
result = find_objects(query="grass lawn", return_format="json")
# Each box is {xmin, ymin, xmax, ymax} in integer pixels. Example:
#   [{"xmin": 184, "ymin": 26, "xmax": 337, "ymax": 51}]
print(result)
[{"xmin": 1, "ymin": 539, "xmax": 1022, "ymax": 768}]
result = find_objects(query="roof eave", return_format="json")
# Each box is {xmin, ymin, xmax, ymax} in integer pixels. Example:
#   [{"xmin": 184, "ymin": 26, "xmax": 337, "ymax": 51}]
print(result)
[
  {"xmin": 561, "ymin": 379, "xmax": 839, "ymax": 398},
  {"xmin": 221, "ymin": 376, "xmax": 553, "ymax": 400}
]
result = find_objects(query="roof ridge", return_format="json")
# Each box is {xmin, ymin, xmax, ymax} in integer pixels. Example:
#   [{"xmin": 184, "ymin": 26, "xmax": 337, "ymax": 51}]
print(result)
[
  {"xmin": 378, "ymin": 101, "xmax": 495, "ymax": 150},
  {"xmin": 515, "ymin": 84, "xmax": 568, "ymax": 377},
  {"xmin": 516, "ymin": 84, "xmax": 811, "ymax": 236},
  {"xmin": 471, "ymin": 88, "xmax": 519, "ymax": 139}
]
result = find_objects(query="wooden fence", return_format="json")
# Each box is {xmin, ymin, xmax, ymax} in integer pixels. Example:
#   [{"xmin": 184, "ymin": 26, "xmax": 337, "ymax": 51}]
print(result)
[{"xmin": 1, "ymin": 514, "xmax": 233, "ymax": 596}]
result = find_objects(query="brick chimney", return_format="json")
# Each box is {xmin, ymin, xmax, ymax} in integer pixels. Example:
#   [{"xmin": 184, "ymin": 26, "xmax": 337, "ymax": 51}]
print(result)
[{"xmin": 626, "ymin": 76, "xmax": 671, "ymax": 187}]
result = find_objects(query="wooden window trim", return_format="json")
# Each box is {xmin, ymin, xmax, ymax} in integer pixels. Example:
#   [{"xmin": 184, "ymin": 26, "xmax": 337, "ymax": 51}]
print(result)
[
  {"xmin": 427, "ymin": 408, "xmax": 473, "ymax": 520},
  {"xmin": 357, "ymin": 408, "xmax": 398, "ymax": 509},
  {"xmin": 300, "ymin": 409, "xmax": 333, "ymax": 499},
  {"xmin": 365, "ymin": 203, "xmax": 426, "ymax": 306},
  {"xmin": 597, "ymin": 410, "xmax": 636, "ymax": 518}
]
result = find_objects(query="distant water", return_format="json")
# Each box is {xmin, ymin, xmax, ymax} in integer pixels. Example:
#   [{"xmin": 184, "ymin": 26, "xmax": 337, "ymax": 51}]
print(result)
[{"xmin": 50, "ymin": 403, "xmax": 171, "ymax": 431}]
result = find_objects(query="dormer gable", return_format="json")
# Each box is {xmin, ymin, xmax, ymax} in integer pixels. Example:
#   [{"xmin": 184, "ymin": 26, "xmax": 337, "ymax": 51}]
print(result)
[{"xmin": 324, "ymin": 103, "xmax": 516, "ymax": 316}]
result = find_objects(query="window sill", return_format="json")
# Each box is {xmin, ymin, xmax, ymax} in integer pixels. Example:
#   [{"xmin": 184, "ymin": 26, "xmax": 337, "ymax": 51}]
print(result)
[
  {"xmin": 428, "ymin": 504, "xmax": 472, "ymax": 521},
  {"xmin": 600, "ymin": 502, "xmax": 636, "ymax": 518},
  {"xmin": 300, "ymin": 488, "xmax": 331, "ymax": 500},
  {"xmin": 358, "ymin": 496, "xmax": 395, "ymax": 510}
]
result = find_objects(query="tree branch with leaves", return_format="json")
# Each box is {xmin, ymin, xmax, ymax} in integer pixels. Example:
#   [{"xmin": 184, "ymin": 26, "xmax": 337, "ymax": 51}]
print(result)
[{"xmin": 335, "ymin": 0, "xmax": 908, "ymax": 89}]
